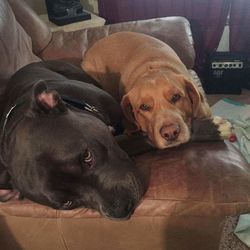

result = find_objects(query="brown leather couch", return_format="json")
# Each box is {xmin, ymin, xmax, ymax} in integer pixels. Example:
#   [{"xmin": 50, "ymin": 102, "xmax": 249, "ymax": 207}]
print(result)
[{"xmin": 1, "ymin": 0, "xmax": 250, "ymax": 249}]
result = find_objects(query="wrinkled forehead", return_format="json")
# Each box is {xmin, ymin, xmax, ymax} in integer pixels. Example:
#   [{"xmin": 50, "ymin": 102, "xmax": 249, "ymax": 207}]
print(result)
[
  {"xmin": 133, "ymin": 73, "xmax": 186, "ymax": 100},
  {"xmin": 22, "ymin": 112, "xmax": 111, "ymax": 150}
]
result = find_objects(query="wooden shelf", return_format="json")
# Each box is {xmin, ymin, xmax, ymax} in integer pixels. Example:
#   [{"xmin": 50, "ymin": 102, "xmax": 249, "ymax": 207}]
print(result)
[{"xmin": 39, "ymin": 12, "xmax": 105, "ymax": 32}]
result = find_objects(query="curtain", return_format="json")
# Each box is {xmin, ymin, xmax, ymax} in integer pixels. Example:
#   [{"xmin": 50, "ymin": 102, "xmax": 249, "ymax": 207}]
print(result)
[
  {"xmin": 230, "ymin": 0, "xmax": 250, "ymax": 52},
  {"xmin": 98, "ymin": 0, "xmax": 231, "ymax": 74}
]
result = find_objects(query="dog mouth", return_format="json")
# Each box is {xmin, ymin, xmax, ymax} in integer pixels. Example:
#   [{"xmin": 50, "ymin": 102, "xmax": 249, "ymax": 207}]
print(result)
[
  {"xmin": 146, "ymin": 135, "xmax": 182, "ymax": 149},
  {"xmin": 60, "ymin": 200, "xmax": 74, "ymax": 210},
  {"xmin": 0, "ymin": 189, "xmax": 20, "ymax": 202},
  {"xmin": 162, "ymin": 140, "xmax": 182, "ymax": 148}
]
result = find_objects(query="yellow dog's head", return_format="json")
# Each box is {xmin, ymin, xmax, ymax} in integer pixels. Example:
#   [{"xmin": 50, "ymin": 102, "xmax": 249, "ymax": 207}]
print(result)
[{"xmin": 121, "ymin": 71, "xmax": 211, "ymax": 149}]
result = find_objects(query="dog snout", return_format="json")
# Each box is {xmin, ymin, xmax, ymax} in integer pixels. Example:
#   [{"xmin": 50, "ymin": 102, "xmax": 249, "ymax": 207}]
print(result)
[
  {"xmin": 160, "ymin": 124, "xmax": 180, "ymax": 141},
  {"xmin": 102, "ymin": 198, "xmax": 135, "ymax": 220}
]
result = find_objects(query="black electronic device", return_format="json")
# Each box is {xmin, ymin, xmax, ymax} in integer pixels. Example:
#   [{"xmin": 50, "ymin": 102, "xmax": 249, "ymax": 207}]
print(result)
[
  {"xmin": 204, "ymin": 52, "xmax": 246, "ymax": 94},
  {"xmin": 45, "ymin": 0, "xmax": 91, "ymax": 26}
]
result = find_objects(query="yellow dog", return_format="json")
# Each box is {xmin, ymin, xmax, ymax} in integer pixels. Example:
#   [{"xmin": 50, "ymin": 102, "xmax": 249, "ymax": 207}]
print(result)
[{"xmin": 82, "ymin": 31, "xmax": 230, "ymax": 149}]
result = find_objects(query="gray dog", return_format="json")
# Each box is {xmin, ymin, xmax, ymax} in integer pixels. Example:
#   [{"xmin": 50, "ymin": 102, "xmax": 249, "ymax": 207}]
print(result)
[{"xmin": 0, "ymin": 61, "xmax": 146, "ymax": 220}]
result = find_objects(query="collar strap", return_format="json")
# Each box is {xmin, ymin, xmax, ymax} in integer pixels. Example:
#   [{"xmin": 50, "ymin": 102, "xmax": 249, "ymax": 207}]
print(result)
[
  {"xmin": 1, "ymin": 97, "xmax": 26, "ymax": 136},
  {"xmin": 61, "ymin": 96, "xmax": 100, "ymax": 114}
]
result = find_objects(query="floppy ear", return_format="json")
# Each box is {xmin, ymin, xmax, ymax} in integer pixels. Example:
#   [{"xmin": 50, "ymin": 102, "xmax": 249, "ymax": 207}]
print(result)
[
  {"xmin": 30, "ymin": 80, "xmax": 67, "ymax": 114},
  {"xmin": 184, "ymin": 78, "xmax": 211, "ymax": 119},
  {"xmin": 120, "ymin": 93, "xmax": 140, "ymax": 134}
]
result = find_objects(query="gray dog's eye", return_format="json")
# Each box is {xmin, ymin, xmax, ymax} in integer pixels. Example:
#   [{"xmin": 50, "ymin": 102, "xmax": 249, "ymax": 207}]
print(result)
[
  {"xmin": 171, "ymin": 94, "xmax": 181, "ymax": 104},
  {"xmin": 139, "ymin": 103, "xmax": 151, "ymax": 111},
  {"xmin": 83, "ymin": 149, "xmax": 92, "ymax": 163}
]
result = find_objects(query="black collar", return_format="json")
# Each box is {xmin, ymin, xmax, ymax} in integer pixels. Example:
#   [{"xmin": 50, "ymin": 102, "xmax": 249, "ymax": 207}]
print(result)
[
  {"xmin": 0, "ymin": 97, "xmax": 26, "ymax": 137},
  {"xmin": 61, "ymin": 95, "xmax": 108, "ymax": 124},
  {"xmin": 61, "ymin": 95, "xmax": 100, "ymax": 114}
]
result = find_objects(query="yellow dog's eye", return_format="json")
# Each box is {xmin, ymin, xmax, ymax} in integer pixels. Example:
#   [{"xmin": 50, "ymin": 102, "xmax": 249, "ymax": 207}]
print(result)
[
  {"xmin": 171, "ymin": 94, "xmax": 181, "ymax": 104},
  {"xmin": 139, "ymin": 103, "xmax": 151, "ymax": 111}
]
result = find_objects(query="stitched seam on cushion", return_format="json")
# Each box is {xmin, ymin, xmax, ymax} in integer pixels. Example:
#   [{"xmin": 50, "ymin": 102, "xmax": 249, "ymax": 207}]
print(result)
[{"xmin": 56, "ymin": 218, "xmax": 69, "ymax": 250}]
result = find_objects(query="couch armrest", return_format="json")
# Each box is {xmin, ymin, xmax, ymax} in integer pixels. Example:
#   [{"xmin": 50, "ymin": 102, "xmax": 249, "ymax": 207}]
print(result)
[
  {"xmin": 7, "ymin": 0, "xmax": 52, "ymax": 55},
  {"xmin": 39, "ymin": 16, "xmax": 195, "ymax": 69}
]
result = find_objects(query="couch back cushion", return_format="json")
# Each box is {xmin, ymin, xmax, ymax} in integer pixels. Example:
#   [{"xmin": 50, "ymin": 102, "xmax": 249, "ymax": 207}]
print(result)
[
  {"xmin": 0, "ymin": 0, "xmax": 40, "ymax": 115},
  {"xmin": 41, "ymin": 17, "xmax": 196, "ymax": 69}
]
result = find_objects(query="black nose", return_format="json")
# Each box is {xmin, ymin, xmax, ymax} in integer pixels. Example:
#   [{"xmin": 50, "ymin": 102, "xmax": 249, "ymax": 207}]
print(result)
[
  {"xmin": 104, "ymin": 198, "xmax": 135, "ymax": 219},
  {"xmin": 160, "ymin": 124, "xmax": 180, "ymax": 141}
]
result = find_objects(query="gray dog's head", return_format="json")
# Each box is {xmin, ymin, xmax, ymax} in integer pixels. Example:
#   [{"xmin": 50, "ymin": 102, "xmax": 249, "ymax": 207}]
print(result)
[{"xmin": 5, "ymin": 82, "xmax": 146, "ymax": 220}]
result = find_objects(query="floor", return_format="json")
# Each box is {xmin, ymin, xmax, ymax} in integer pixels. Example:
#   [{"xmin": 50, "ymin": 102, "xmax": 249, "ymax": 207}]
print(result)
[{"xmin": 207, "ymin": 88, "xmax": 250, "ymax": 106}]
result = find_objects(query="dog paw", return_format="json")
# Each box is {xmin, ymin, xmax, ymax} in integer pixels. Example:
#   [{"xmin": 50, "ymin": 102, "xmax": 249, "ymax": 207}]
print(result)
[
  {"xmin": 191, "ymin": 116, "xmax": 233, "ymax": 142},
  {"xmin": 0, "ymin": 189, "xmax": 20, "ymax": 202},
  {"xmin": 212, "ymin": 116, "xmax": 233, "ymax": 139}
]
